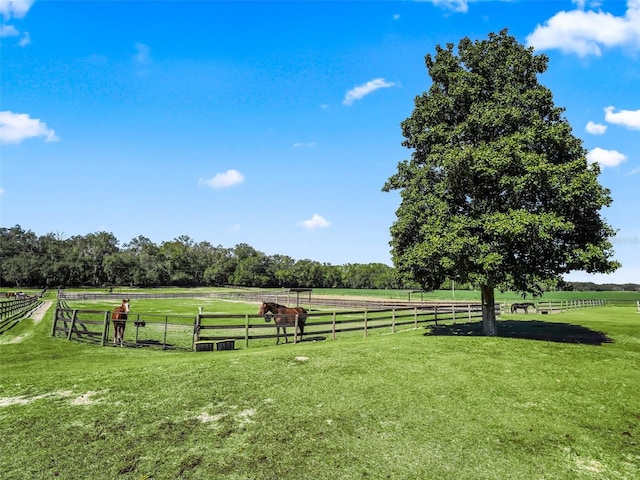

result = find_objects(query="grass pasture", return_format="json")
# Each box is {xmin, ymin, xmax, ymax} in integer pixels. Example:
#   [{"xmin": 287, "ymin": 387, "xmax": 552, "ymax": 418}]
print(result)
[{"xmin": 1, "ymin": 295, "xmax": 639, "ymax": 479}]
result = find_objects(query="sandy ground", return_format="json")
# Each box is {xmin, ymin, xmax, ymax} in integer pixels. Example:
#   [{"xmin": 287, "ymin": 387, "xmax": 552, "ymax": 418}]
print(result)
[
  {"xmin": 29, "ymin": 300, "xmax": 52, "ymax": 324},
  {"xmin": 0, "ymin": 300, "xmax": 53, "ymax": 345}
]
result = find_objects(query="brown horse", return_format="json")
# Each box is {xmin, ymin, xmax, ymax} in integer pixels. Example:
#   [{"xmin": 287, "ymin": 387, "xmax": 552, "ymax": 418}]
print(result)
[
  {"xmin": 258, "ymin": 302, "xmax": 307, "ymax": 345},
  {"xmin": 510, "ymin": 302, "xmax": 535, "ymax": 314},
  {"xmin": 112, "ymin": 299, "xmax": 130, "ymax": 347}
]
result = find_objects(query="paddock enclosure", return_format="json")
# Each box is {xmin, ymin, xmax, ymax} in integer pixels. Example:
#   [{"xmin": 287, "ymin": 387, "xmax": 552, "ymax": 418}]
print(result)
[
  {"xmin": 50, "ymin": 288, "xmax": 612, "ymax": 351},
  {"xmin": 52, "ymin": 301, "xmax": 490, "ymax": 350},
  {"xmin": 52, "ymin": 289, "xmax": 501, "ymax": 350}
]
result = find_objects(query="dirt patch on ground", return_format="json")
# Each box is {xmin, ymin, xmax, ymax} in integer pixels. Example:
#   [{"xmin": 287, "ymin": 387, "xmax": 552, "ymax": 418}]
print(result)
[
  {"xmin": 30, "ymin": 300, "xmax": 53, "ymax": 324},
  {"xmin": 0, "ymin": 390, "xmax": 106, "ymax": 407}
]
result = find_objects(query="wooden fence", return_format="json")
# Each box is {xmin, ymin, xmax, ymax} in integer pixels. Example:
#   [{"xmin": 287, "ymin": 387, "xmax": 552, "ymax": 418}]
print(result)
[
  {"xmin": 52, "ymin": 302, "xmax": 489, "ymax": 350},
  {"xmin": 56, "ymin": 288, "xmax": 458, "ymax": 310},
  {"xmin": 534, "ymin": 299, "xmax": 606, "ymax": 314},
  {"xmin": 194, "ymin": 303, "xmax": 486, "ymax": 349},
  {"xmin": 0, "ymin": 295, "xmax": 41, "ymax": 334}
]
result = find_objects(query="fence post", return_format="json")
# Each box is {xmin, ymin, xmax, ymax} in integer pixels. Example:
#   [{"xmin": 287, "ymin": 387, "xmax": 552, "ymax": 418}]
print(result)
[
  {"xmin": 245, "ymin": 314, "xmax": 250, "ymax": 348},
  {"xmin": 193, "ymin": 314, "xmax": 201, "ymax": 350},
  {"xmin": 363, "ymin": 309, "xmax": 368, "ymax": 338},
  {"xmin": 332, "ymin": 312, "xmax": 337, "ymax": 340},
  {"xmin": 391, "ymin": 308, "xmax": 396, "ymax": 333},
  {"xmin": 101, "ymin": 311, "xmax": 110, "ymax": 346},
  {"xmin": 434, "ymin": 305, "xmax": 438, "ymax": 326},
  {"xmin": 294, "ymin": 314, "xmax": 299, "ymax": 343},
  {"xmin": 414, "ymin": 307, "xmax": 418, "ymax": 329},
  {"xmin": 468, "ymin": 304, "xmax": 472, "ymax": 321},
  {"xmin": 51, "ymin": 308, "xmax": 59, "ymax": 337},
  {"xmin": 452, "ymin": 305, "xmax": 456, "ymax": 325},
  {"xmin": 162, "ymin": 316, "xmax": 168, "ymax": 350},
  {"xmin": 67, "ymin": 310, "xmax": 78, "ymax": 341}
]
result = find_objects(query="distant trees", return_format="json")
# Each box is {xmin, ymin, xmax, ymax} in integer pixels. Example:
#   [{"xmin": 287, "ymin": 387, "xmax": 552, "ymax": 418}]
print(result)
[{"xmin": 0, "ymin": 225, "xmax": 408, "ymax": 290}]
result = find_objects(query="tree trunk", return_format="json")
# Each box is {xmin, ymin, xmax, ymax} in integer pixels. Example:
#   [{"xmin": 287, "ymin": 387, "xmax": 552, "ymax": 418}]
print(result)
[{"xmin": 480, "ymin": 284, "xmax": 498, "ymax": 336}]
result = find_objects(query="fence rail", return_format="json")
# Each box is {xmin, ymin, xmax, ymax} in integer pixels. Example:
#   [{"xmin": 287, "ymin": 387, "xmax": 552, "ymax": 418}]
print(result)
[
  {"xmin": 53, "ymin": 302, "xmax": 490, "ymax": 350},
  {"xmin": 52, "ymin": 295, "xmax": 614, "ymax": 350},
  {"xmin": 56, "ymin": 288, "xmax": 473, "ymax": 310},
  {"xmin": 534, "ymin": 299, "xmax": 606, "ymax": 314},
  {"xmin": 0, "ymin": 295, "xmax": 41, "ymax": 334}
]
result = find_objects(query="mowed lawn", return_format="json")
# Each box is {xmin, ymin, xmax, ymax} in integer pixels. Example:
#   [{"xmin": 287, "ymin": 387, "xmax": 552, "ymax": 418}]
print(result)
[{"xmin": 1, "ymin": 301, "xmax": 639, "ymax": 479}]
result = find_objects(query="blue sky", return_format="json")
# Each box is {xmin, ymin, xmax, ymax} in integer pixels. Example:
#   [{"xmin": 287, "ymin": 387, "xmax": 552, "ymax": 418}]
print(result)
[{"xmin": 1, "ymin": 0, "xmax": 638, "ymax": 284}]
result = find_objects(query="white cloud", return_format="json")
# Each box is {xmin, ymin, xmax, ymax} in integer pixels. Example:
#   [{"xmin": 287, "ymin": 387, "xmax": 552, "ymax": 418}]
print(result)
[
  {"xmin": 604, "ymin": 106, "xmax": 640, "ymax": 130},
  {"xmin": 199, "ymin": 169, "xmax": 245, "ymax": 189},
  {"xmin": 18, "ymin": 30, "xmax": 29, "ymax": 46},
  {"xmin": 526, "ymin": 0, "xmax": 640, "ymax": 56},
  {"xmin": 586, "ymin": 121, "xmax": 607, "ymax": 134},
  {"xmin": 227, "ymin": 224, "xmax": 241, "ymax": 232},
  {"xmin": 587, "ymin": 147, "xmax": 627, "ymax": 167},
  {"xmin": 0, "ymin": 24, "xmax": 18, "ymax": 37},
  {"xmin": 0, "ymin": 187, "xmax": 4, "ymax": 195},
  {"xmin": 428, "ymin": 0, "xmax": 469, "ymax": 13},
  {"xmin": 299, "ymin": 214, "xmax": 330, "ymax": 230},
  {"xmin": 292, "ymin": 142, "xmax": 316, "ymax": 148},
  {"xmin": 134, "ymin": 42, "xmax": 151, "ymax": 64},
  {"xmin": 0, "ymin": 0, "xmax": 35, "ymax": 19},
  {"xmin": 393, "ymin": 13, "xmax": 400, "ymax": 20},
  {"xmin": 0, "ymin": 0, "xmax": 34, "ymax": 46},
  {"xmin": 627, "ymin": 167, "xmax": 640, "ymax": 176},
  {"xmin": 0, "ymin": 111, "xmax": 59, "ymax": 144},
  {"xmin": 343, "ymin": 78, "xmax": 396, "ymax": 106}
]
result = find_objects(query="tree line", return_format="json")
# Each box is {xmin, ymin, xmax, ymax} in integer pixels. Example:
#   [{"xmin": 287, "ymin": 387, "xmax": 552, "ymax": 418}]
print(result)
[
  {"xmin": 0, "ymin": 225, "xmax": 421, "ymax": 289},
  {"xmin": 2, "ymin": 225, "xmax": 636, "ymax": 291}
]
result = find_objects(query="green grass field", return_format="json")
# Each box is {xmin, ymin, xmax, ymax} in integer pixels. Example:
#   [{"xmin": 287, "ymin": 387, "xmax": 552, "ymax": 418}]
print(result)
[{"xmin": 1, "ymin": 291, "xmax": 639, "ymax": 479}]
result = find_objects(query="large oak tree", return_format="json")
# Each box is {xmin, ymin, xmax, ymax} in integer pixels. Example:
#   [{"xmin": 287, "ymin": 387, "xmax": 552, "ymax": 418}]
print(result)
[{"xmin": 383, "ymin": 29, "xmax": 619, "ymax": 336}]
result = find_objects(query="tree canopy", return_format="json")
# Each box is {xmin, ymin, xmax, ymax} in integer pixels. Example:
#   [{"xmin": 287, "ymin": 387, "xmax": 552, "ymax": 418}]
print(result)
[
  {"xmin": 383, "ymin": 29, "xmax": 619, "ymax": 335},
  {"xmin": 0, "ymin": 225, "xmax": 407, "ymax": 291}
]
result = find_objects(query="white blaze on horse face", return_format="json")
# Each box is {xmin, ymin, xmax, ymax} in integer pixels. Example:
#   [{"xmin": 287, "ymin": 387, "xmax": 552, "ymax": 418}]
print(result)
[{"xmin": 123, "ymin": 301, "xmax": 130, "ymax": 313}]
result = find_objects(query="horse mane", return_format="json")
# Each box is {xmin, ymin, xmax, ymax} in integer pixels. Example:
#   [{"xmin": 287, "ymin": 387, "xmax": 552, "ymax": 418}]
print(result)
[{"xmin": 263, "ymin": 302, "xmax": 286, "ymax": 309}]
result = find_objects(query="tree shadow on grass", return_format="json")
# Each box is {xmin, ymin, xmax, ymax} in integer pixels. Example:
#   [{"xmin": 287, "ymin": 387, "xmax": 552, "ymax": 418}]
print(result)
[{"xmin": 426, "ymin": 320, "xmax": 613, "ymax": 345}]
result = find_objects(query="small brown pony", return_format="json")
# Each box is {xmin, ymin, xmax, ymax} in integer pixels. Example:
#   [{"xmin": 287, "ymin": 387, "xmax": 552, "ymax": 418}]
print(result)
[
  {"xmin": 258, "ymin": 302, "xmax": 307, "ymax": 345},
  {"xmin": 112, "ymin": 299, "xmax": 130, "ymax": 347}
]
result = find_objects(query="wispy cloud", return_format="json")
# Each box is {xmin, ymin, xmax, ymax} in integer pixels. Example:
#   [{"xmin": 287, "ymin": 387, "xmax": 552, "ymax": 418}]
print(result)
[
  {"xmin": 426, "ymin": 0, "xmax": 470, "ymax": 13},
  {"xmin": 199, "ymin": 169, "xmax": 245, "ymax": 189},
  {"xmin": 343, "ymin": 78, "xmax": 396, "ymax": 106},
  {"xmin": 134, "ymin": 42, "xmax": 151, "ymax": 64},
  {"xmin": 586, "ymin": 121, "xmax": 607, "ymax": 134},
  {"xmin": 0, "ymin": 111, "xmax": 59, "ymax": 145},
  {"xmin": 526, "ymin": 0, "xmax": 640, "ymax": 56},
  {"xmin": 227, "ymin": 224, "xmax": 241, "ymax": 232},
  {"xmin": 0, "ymin": 0, "xmax": 34, "ymax": 46},
  {"xmin": 626, "ymin": 167, "xmax": 640, "ymax": 176},
  {"xmin": 298, "ymin": 214, "xmax": 330, "ymax": 230},
  {"xmin": 587, "ymin": 147, "xmax": 627, "ymax": 168},
  {"xmin": 292, "ymin": 142, "xmax": 316, "ymax": 148},
  {"xmin": 18, "ymin": 29, "xmax": 29, "ymax": 46},
  {"xmin": 0, "ymin": 0, "xmax": 35, "ymax": 18},
  {"xmin": 0, "ymin": 24, "xmax": 18, "ymax": 37},
  {"xmin": 604, "ymin": 106, "xmax": 640, "ymax": 130}
]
